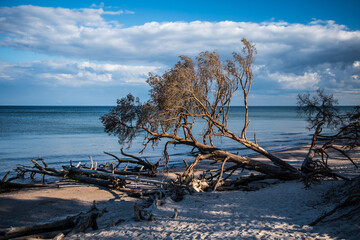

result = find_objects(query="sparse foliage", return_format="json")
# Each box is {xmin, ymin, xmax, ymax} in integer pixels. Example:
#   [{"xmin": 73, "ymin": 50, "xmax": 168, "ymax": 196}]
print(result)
[
  {"xmin": 101, "ymin": 38, "xmax": 358, "ymax": 188},
  {"xmin": 297, "ymin": 90, "xmax": 359, "ymax": 185},
  {"xmin": 297, "ymin": 89, "xmax": 341, "ymax": 130}
]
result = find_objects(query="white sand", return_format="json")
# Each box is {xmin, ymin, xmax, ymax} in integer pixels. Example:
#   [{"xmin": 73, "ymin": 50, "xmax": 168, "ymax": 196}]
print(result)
[{"xmin": 70, "ymin": 180, "xmax": 358, "ymax": 240}]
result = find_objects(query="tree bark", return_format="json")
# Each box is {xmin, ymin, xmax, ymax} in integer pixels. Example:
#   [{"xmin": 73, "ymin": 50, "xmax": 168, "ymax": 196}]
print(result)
[
  {"xmin": 0, "ymin": 206, "xmax": 102, "ymax": 240},
  {"xmin": 64, "ymin": 166, "xmax": 168, "ymax": 186}
]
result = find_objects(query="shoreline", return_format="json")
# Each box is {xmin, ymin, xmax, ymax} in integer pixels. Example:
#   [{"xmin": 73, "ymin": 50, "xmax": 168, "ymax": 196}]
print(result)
[{"xmin": 0, "ymin": 146, "xmax": 359, "ymax": 239}]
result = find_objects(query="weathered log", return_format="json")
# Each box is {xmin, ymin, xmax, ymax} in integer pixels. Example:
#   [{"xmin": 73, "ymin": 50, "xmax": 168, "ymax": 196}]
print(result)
[
  {"xmin": 66, "ymin": 207, "xmax": 102, "ymax": 236},
  {"xmin": 133, "ymin": 203, "xmax": 155, "ymax": 221},
  {"xmin": 66, "ymin": 174, "xmax": 119, "ymax": 189},
  {"xmin": 90, "ymin": 167, "xmax": 155, "ymax": 177},
  {"xmin": 30, "ymin": 159, "xmax": 65, "ymax": 177},
  {"xmin": 0, "ymin": 216, "xmax": 75, "ymax": 239},
  {"xmin": 14, "ymin": 229, "xmax": 71, "ymax": 240},
  {"xmin": 0, "ymin": 171, "xmax": 53, "ymax": 193},
  {"xmin": 0, "ymin": 181, "xmax": 51, "ymax": 192},
  {"xmin": 64, "ymin": 166, "xmax": 168, "ymax": 186},
  {"xmin": 232, "ymin": 174, "xmax": 275, "ymax": 187},
  {"xmin": 122, "ymin": 189, "xmax": 163, "ymax": 198},
  {"xmin": 0, "ymin": 205, "xmax": 103, "ymax": 239}
]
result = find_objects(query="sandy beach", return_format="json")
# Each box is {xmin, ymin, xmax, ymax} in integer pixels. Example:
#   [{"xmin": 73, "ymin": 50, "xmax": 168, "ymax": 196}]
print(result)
[{"xmin": 1, "ymin": 146, "xmax": 359, "ymax": 239}]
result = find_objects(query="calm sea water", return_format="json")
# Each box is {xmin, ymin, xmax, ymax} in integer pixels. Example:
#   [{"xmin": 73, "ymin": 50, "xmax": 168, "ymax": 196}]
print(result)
[{"xmin": 0, "ymin": 106, "xmax": 353, "ymax": 176}]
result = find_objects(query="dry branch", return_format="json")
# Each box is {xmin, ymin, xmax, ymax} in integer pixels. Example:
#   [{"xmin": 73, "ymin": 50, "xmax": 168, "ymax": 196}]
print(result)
[
  {"xmin": 104, "ymin": 150, "xmax": 159, "ymax": 175},
  {"xmin": 0, "ymin": 171, "xmax": 53, "ymax": 193},
  {"xmin": 63, "ymin": 166, "xmax": 168, "ymax": 186}
]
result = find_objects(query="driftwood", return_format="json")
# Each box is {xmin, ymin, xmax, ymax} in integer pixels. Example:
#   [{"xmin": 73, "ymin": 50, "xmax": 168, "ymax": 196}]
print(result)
[
  {"xmin": 134, "ymin": 203, "xmax": 155, "ymax": 221},
  {"xmin": 0, "ymin": 204, "xmax": 104, "ymax": 240},
  {"xmin": 0, "ymin": 171, "xmax": 52, "ymax": 193},
  {"xmin": 92, "ymin": 166, "xmax": 155, "ymax": 177},
  {"xmin": 232, "ymin": 174, "xmax": 275, "ymax": 187},
  {"xmin": 0, "ymin": 181, "xmax": 51, "ymax": 193},
  {"xmin": 64, "ymin": 166, "xmax": 168, "ymax": 186},
  {"xmin": 67, "ymin": 173, "xmax": 120, "ymax": 189},
  {"xmin": 105, "ymin": 149, "xmax": 160, "ymax": 175},
  {"xmin": 13, "ymin": 155, "xmax": 167, "ymax": 191}
]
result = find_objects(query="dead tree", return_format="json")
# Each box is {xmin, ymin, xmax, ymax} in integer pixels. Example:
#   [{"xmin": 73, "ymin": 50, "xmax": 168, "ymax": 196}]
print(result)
[
  {"xmin": 297, "ymin": 90, "xmax": 359, "ymax": 185},
  {"xmin": 101, "ymin": 39, "xmax": 300, "ymax": 184},
  {"xmin": 100, "ymin": 39, "xmax": 359, "ymax": 188}
]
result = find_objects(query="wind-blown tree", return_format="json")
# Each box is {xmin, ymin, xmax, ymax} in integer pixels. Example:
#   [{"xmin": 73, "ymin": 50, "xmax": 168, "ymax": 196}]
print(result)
[
  {"xmin": 101, "ymin": 39, "xmax": 358, "ymax": 187},
  {"xmin": 297, "ymin": 90, "xmax": 359, "ymax": 184}
]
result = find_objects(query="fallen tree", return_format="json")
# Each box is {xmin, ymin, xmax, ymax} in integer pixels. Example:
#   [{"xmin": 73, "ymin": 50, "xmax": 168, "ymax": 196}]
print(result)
[
  {"xmin": 100, "ymin": 38, "xmax": 359, "ymax": 189},
  {"xmin": 0, "ymin": 202, "xmax": 104, "ymax": 240}
]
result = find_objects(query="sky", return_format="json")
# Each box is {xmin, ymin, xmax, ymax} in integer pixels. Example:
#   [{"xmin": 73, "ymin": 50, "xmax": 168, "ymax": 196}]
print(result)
[{"xmin": 0, "ymin": 0, "xmax": 359, "ymax": 106}]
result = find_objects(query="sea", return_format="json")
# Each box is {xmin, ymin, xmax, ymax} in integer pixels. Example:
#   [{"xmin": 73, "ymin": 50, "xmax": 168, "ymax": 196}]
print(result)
[{"xmin": 0, "ymin": 106, "xmax": 354, "ymax": 177}]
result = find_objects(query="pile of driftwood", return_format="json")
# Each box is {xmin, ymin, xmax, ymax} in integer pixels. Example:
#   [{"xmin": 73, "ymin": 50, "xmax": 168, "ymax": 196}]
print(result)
[
  {"xmin": 0, "ymin": 151, "xmax": 173, "ymax": 239},
  {"xmin": 8, "ymin": 151, "xmax": 168, "ymax": 196}
]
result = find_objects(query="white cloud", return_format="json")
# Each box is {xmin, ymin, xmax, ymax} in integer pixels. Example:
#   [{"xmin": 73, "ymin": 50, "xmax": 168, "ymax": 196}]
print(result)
[
  {"xmin": 0, "ymin": 60, "xmax": 162, "ymax": 87},
  {"xmin": 269, "ymin": 72, "xmax": 320, "ymax": 90},
  {"xmin": 38, "ymin": 71, "xmax": 113, "ymax": 87},
  {"xmin": 0, "ymin": 5, "xmax": 359, "ymax": 93},
  {"xmin": 90, "ymin": 2, "xmax": 104, "ymax": 8},
  {"xmin": 1, "ymin": 5, "xmax": 359, "ymax": 65}
]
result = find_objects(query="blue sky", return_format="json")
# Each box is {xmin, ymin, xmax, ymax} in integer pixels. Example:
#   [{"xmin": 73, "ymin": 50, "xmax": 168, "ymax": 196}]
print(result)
[{"xmin": 0, "ymin": 0, "xmax": 359, "ymax": 105}]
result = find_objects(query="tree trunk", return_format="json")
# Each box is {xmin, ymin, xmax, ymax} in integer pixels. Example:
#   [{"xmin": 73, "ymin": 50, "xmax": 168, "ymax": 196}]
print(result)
[
  {"xmin": 64, "ymin": 166, "xmax": 168, "ymax": 186},
  {"xmin": 0, "ymin": 207, "xmax": 102, "ymax": 240}
]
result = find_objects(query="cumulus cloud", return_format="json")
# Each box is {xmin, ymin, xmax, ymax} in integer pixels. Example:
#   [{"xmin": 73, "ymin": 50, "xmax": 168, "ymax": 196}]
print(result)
[
  {"xmin": 0, "ymin": 5, "xmax": 359, "ymax": 97},
  {"xmin": 1, "ymin": 6, "xmax": 359, "ymax": 63},
  {"xmin": 0, "ymin": 60, "xmax": 161, "ymax": 87},
  {"xmin": 269, "ymin": 72, "xmax": 320, "ymax": 90}
]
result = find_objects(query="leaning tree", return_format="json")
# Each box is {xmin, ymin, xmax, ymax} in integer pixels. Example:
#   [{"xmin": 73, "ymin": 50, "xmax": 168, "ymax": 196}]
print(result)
[{"xmin": 101, "ymin": 38, "xmax": 359, "ymax": 188}]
